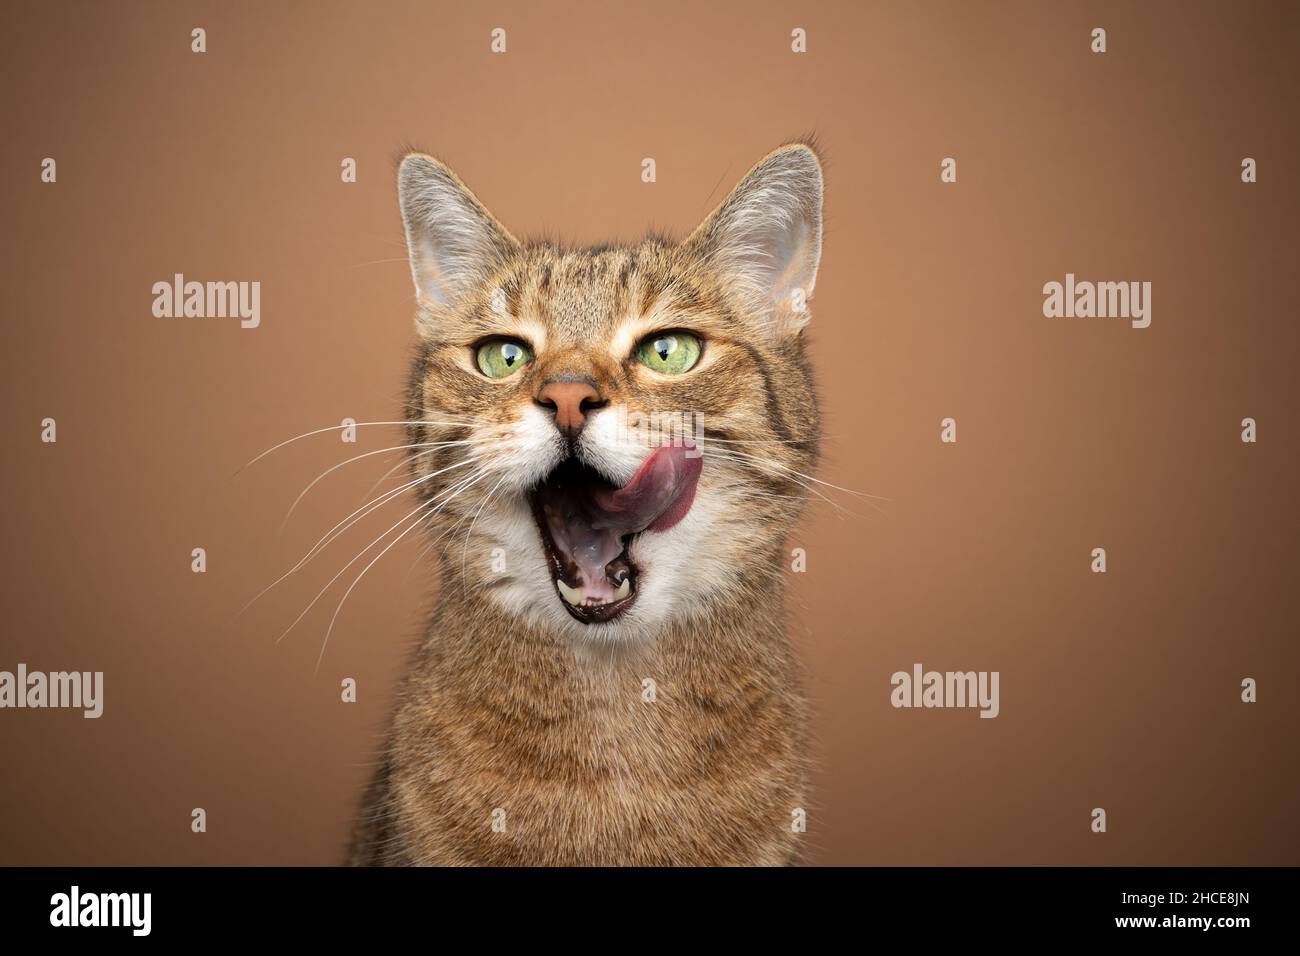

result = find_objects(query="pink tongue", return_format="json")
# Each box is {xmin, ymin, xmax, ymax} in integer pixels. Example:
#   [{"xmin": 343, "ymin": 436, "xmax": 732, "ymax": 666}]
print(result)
[
  {"xmin": 544, "ymin": 445, "xmax": 702, "ymax": 596},
  {"xmin": 592, "ymin": 444, "xmax": 702, "ymax": 535}
]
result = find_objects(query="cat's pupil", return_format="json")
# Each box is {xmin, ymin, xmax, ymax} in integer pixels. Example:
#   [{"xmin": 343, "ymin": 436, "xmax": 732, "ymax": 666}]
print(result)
[
  {"xmin": 654, "ymin": 338, "xmax": 673, "ymax": 361},
  {"xmin": 502, "ymin": 344, "xmax": 520, "ymax": 366}
]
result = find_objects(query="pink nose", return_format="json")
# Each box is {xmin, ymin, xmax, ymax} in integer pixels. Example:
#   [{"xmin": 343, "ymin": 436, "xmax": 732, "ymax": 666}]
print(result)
[{"xmin": 536, "ymin": 381, "xmax": 602, "ymax": 436}]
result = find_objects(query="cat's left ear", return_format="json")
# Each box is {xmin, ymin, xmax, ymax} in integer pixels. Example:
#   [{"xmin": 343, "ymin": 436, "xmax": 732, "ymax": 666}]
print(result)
[
  {"xmin": 684, "ymin": 143, "xmax": 823, "ymax": 336},
  {"xmin": 397, "ymin": 153, "xmax": 519, "ymax": 329}
]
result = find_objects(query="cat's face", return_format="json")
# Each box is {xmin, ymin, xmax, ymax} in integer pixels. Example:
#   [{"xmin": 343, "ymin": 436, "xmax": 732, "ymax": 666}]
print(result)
[{"xmin": 398, "ymin": 144, "xmax": 823, "ymax": 641}]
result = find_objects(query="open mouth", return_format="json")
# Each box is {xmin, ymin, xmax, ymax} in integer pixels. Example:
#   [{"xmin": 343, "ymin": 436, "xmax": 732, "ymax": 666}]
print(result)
[{"xmin": 529, "ymin": 445, "xmax": 702, "ymax": 624}]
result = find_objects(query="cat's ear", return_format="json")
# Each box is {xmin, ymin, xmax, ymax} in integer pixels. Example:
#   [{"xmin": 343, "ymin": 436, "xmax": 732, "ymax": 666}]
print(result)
[
  {"xmin": 397, "ymin": 153, "xmax": 518, "ymax": 327},
  {"xmin": 685, "ymin": 143, "xmax": 823, "ymax": 335}
]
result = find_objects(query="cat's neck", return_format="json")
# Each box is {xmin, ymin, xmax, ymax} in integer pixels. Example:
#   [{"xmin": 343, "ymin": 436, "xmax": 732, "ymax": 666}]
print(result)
[{"xmin": 423, "ymin": 568, "xmax": 798, "ymax": 703}]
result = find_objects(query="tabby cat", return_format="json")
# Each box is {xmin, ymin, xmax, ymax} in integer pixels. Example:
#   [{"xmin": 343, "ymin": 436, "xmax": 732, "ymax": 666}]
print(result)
[{"xmin": 350, "ymin": 142, "xmax": 824, "ymax": 866}]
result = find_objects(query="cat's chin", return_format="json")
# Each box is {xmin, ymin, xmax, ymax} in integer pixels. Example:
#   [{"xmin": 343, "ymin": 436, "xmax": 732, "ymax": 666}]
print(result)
[{"xmin": 528, "ymin": 447, "xmax": 701, "ymax": 625}]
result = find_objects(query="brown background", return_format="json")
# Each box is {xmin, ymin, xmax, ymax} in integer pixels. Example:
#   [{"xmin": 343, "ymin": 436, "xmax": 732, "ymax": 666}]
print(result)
[{"xmin": 1, "ymin": 0, "xmax": 1296, "ymax": 866}]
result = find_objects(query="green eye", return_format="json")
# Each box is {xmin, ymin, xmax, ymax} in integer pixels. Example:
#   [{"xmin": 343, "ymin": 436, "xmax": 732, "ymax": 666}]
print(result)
[
  {"xmin": 636, "ymin": 332, "xmax": 701, "ymax": 374},
  {"xmin": 475, "ymin": 339, "xmax": 532, "ymax": 378}
]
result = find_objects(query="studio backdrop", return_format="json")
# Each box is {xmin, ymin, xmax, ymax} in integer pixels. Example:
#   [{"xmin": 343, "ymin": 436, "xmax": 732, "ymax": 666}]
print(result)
[{"xmin": 1, "ymin": 0, "xmax": 1296, "ymax": 865}]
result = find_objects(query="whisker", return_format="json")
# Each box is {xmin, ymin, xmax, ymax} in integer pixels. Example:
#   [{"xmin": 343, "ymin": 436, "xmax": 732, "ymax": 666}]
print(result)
[
  {"xmin": 729, "ymin": 489, "xmax": 802, "ymax": 503},
  {"xmin": 357, "ymin": 432, "xmax": 501, "ymax": 504},
  {"xmin": 704, "ymin": 449, "xmax": 879, "ymax": 520},
  {"xmin": 239, "ymin": 456, "xmax": 481, "ymax": 616},
  {"xmin": 346, "ymin": 257, "xmax": 415, "ymax": 269},
  {"xmin": 709, "ymin": 454, "xmax": 848, "ymax": 514},
  {"xmin": 404, "ymin": 482, "xmax": 487, "ymax": 579},
  {"xmin": 236, "ymin": 419, "xmax": 488, "ymax": 474},
  {"xmin": 277, "ymin": 497, "xmax": 438, "ymax": 648},
  {"xmin": 360, "ymin": 451, "xmax": 433, "ymax": 503},
  {"xmin": 314, "ymin": 469, "xmax": 493, "ymax": 672},
  {"xmin": 292, "ymin": 457, "xmax": 481, "ymax": 570},
  {"xmin": 702, "ymin": 436, "xmax": 829, "ymax": 446},
  {"xmin": 314, "ymin": 514, "xmax": 428, "ymax": 673},
  {"xmin": 707, "ymin": 447, "xmax": 890, "ymax": 502},
  {"xmin": 278, "ymin": 467, "xmax": 489, "ymax": 649},
  {"xmin": 279, "ymin": 440, "xmax": 479, "ymax": 534},
  {"xmin": 361, "ymin": 455, "xmax": 417, "ymax": 500},
  {"xmin": 459, "ymin": 473, "xmax": 510, "ymax": 592}
]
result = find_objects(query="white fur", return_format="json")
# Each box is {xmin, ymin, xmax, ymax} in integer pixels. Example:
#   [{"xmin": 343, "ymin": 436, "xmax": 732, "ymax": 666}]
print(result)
[{"xmin": 463, "ymin": 403, "xmax": 750, "ymax": 643}]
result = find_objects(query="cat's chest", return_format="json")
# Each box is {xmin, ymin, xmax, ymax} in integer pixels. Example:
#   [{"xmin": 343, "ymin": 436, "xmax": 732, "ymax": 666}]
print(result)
[{"xmin": 391, "ymin": 670, "xmax": 803, "ymax": 864}]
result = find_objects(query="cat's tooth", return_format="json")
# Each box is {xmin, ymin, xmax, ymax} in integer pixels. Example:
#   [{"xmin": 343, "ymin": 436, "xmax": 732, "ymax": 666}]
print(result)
[
  {"xmin": 612, "ymin": 577, "xmax": 631, "ymax": 601},
  {"xmin": 556, "ymin": 579, "xmax": 584, "ymax": 606}
]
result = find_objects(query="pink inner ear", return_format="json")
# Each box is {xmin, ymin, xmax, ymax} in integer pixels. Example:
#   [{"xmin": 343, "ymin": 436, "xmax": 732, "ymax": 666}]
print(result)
[{"xmin": 689, "ymin": 145, "xmax": 822, "ymax": 315}]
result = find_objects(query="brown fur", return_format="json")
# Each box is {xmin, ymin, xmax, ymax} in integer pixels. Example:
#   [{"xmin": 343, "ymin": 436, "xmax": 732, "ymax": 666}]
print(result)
[{"xmin": 351, "ymin": 144, "xmax": 824, "ymax": 866}]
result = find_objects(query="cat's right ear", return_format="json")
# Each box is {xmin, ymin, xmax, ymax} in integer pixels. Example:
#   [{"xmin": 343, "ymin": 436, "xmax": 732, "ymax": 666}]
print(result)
[
  {"xmin": 683, "ymin": 143, "xmax": 823, "ymax": 337},
  {"xmin": 397, "ymin": 154, "xmax": 518, "ymax": 329}
]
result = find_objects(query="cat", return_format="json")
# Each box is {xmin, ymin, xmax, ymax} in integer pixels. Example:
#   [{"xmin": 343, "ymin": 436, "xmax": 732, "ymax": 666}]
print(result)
[{"xmin": 349, "ymin": 141, "xmax": 824, "ymax": 866}]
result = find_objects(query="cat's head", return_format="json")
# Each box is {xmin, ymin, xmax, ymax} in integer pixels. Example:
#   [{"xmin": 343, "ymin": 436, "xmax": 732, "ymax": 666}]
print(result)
[{"xmin": 397, "ymin": 143, "xmax": 823, "ymax": 641}]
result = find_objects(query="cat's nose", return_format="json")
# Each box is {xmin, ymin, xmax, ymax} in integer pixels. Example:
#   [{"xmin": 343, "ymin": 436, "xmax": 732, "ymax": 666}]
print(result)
[{"xmin": 535, "ymin": 380, "xmax": 605, "ymax": 437}]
